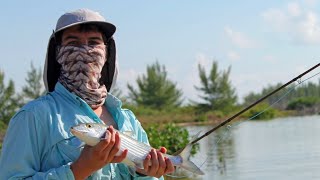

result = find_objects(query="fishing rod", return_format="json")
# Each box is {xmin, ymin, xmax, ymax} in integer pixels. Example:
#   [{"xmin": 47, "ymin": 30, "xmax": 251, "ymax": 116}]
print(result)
[{"xmin": 190, "ymin": 62, "xmax": 320, "ymax": 145}]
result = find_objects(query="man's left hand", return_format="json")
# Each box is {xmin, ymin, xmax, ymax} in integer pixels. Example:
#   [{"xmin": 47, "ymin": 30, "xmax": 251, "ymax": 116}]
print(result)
[{"xmin": 135, "ymin": 147, "xmax": 175, "ymax": 178}]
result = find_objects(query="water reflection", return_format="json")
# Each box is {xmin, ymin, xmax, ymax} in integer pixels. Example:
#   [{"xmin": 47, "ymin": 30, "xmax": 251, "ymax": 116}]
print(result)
[
  {"xmin": 166, "ymin": 115, "xmax": 320, "ymax": 180},
  {"xmin": 166, "ymin": 123, "xmax": 236, "ymax": 180}
]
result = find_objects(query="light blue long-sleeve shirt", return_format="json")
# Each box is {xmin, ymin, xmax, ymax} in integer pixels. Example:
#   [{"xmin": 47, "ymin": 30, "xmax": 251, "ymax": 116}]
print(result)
[{"xmin": 0, "ymin": 82, "xmax": 162, "ymax": 180}]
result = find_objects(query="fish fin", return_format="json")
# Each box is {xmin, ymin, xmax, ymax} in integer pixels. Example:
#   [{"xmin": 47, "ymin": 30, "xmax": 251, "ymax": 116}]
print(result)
[
  {"xmin": 179, "ymin": 143, "xmax": 204, "ymax": 175},
  {"xmin": 174, "ymin": 131, "xmax": 205, "ymax": 175}
]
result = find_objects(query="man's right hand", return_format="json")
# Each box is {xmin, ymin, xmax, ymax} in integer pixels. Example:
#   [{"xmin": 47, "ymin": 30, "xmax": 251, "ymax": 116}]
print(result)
[{"xmin": 70, "ymin": 126, "xmax": 128, "ymax": 180}]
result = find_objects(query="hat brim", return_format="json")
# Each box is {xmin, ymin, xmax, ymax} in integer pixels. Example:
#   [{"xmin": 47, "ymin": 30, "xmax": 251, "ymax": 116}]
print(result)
[{"xmin": 55, "ymin": 20, "xmax": 116, "ymax": 39}]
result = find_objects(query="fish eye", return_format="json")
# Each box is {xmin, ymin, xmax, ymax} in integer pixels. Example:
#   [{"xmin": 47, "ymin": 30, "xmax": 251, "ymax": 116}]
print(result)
[{"xmin": 86, "ymin": 124, "xmax": 92, "ymax": 128}]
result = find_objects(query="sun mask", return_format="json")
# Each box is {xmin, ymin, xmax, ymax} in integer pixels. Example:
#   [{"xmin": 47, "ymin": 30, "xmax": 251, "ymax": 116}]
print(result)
[{"xmin": 56, "ymin": 44, "xmax": 107, "ymax": 109}]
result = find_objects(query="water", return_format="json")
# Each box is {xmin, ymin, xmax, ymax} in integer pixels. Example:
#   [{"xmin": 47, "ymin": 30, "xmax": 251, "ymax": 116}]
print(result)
[{"xmin": 171, "ymin": 115, "xmax": 320, "ymax": 180}]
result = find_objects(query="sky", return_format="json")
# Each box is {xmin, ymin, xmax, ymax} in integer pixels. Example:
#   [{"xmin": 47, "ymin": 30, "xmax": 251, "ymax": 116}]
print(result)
[{"xmin": 1, "ymin": 0, "xmax": 320, "ymax": 104}]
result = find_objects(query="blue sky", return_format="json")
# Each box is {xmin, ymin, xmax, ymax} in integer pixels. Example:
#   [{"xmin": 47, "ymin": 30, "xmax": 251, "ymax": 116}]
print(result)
[{"xmin": 1, "ymin": 0, "xmax": 320, "ymax": 103}]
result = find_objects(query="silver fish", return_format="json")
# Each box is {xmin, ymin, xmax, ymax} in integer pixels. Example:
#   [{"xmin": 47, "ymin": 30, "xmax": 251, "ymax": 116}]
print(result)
[{"xmin": 70, "ymin": 123, "xmax": 204, "ymax": 175}]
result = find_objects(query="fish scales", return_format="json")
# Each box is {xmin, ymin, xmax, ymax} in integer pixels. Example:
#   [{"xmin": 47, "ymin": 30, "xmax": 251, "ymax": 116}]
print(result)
[{"xmin": 70, "ymin": 123, "xmax": 204, "ymax": 175}]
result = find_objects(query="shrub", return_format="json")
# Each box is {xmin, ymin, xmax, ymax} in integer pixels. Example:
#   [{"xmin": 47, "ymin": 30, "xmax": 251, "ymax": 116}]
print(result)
[
  {"xmin": 243, "ymin": 103, "xmax": 277, "ymax": 120},
  {"xmin": 145, "ymin": 123, "xmax": 199, "ymax": 156},
  {"xmin": 287, "ymin": 97, "xmax": 320, "ymax": 110}
]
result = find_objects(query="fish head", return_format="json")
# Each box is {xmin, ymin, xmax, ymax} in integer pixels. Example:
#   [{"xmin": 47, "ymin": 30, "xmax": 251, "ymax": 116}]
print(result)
[{"xmin": 70, "ymin": 123, "xmax": 107, "ymax": 146}]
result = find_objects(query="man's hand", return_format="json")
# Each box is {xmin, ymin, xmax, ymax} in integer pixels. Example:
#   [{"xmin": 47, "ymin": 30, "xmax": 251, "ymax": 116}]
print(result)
[
  {"xmin": 70, "ymin": 126, "xmax": 128, "ymax": 180},
  {"xmin": 136, "ymin": 147, "xmax": 175, "ymax": 178}
]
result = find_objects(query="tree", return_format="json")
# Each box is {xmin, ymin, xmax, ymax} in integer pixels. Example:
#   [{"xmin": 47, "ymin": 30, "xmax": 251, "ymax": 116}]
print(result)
[
  {"xmin": 127, "ymin": 61, "xmax": 183, "ymax": 109},
  {"xmin": 243, "ymin": 83, "xmax": 288, "ymax": 110},
  {"xmin": 287, "ymin": 97, "xmax": 320, "ymax": 110},
  {"xmin": 243, "ymin": 79, "xmax": 320, "ymax": 112},
  {"xmin": 195, "ymin": 61, "xmax": 237, "ymax": 113},
  {"xmin": 20, "ymin": 63, "xmax": 45, "ymax": 104},
  {"xmin": 0, "ymin": 71, "xmax": 20, "ymax": 125}
]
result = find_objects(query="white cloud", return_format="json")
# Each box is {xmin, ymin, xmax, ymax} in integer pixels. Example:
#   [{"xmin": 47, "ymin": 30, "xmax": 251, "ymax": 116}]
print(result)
[
  {"xmin": 195, "ymin": 53, "xmax": 211, "ymax": 67},
  {"xmin": 295, "ymin": 11, "xmax": 320, "ymax": 44},
  {"xmin": 305, "ymin": 0, "xmax": 317, "ymax": 7},
  {"xmin": 287, "ymin": 2, "xmax": 301, "ymax": 17},
  {"xmin": 232, "ymin": 70, "xmax": 297, "ymax": 102},
  {"xmin": 294, "ymin": 63, "xmax": 319, "ymax": 79},
  {"xmin": 178, "ymin": 53, "xmax": 213, "ymax": 103},
  {"xmin": 118, "ymin": 68, "xmax": 140, "ymax": 82},
  {"xmin": 224, "ymin": 27, "xmax": 257, "ymax": 49},
  {"xmin": 262, "ymin": 55, "xmax": 277, "ymax": 63},
  {"xmin": 227, "ymin": 51, "xmax": 241, "ymax": 61},
  {"xmin": 261, "ymin": 8, "xmax": 290, "ymax": 32},
  {"xmin": 116, "ymin": 68, "xmax": 141, "ymax": 96},
  {"xmin": 261, "ymin": 2, "xmax": 320, "ymax": 45}
]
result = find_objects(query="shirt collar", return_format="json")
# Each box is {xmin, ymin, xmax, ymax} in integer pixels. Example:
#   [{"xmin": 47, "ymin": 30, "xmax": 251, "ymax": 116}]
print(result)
[
  {"xmin": 54, "ymin": 82, "xmax": 122, "ymax": 107},
  {"xmin": 54, "ymin": 82, "xmax": 123, "ymax": 127},
  {"xmin": 54, "ymin": 82, "xmax": 82, "ymax": 106}
]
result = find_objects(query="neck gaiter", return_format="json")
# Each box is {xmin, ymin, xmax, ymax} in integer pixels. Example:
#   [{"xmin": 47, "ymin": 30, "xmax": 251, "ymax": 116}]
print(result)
[{"xmin": 56, "ymin": 44, "xmax": 107, "ymax": 109}]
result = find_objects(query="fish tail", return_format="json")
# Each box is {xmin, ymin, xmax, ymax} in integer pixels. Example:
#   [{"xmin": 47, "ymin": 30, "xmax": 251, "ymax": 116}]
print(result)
[
  {"xmin": 175, "ymin": 131, "xmax": 204, "ymax": 175},
  {"xmin": 178, "ymin": 142, "xmax": 205, "ymax": 175}
]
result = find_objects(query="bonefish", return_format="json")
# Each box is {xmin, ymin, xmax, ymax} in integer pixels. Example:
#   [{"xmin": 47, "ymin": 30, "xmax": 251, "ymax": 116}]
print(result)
[{"xmin": 70, "ymin": 123, "xmax": 204, "ymax": 175}]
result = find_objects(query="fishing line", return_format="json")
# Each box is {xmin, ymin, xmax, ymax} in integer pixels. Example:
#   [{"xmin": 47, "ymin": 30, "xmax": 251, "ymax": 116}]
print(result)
[
  {"xmin": 171, "ymin": 64, "xmax": 319, "ymax": 177},
  {"xmin": 193, "ymin": 66, "xmax": 320, "ymax": 172},
  {"xmin": 190, "ymin": 63, "xmax": 320, "ymax": 145},
  {"xmin": 246, "ymin": 71, "xmax": 320, "ymax": 121},
  {"xmin": 301, "ymin": 71, "xmax": 320, "ymax": 82}
]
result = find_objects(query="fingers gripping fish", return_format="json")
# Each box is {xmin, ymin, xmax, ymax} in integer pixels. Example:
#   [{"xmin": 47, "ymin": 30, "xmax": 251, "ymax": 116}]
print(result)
[{"xmin": 70, "ymin": 123, "xmax": 204, "ymax": 175}]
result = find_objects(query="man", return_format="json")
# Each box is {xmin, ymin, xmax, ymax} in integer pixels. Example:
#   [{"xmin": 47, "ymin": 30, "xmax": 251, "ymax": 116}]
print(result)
[{"xmin": 0, "ymin": 9, "xmax": 174, "ymax": 179}]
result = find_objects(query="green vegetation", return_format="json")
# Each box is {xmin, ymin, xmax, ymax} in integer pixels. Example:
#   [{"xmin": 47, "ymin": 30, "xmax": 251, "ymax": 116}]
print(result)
[
  {"xmin": 1, "ymin": 60, "xmax": 319, "ymax": 151},
  {"xmin": 0, "ymin": 121, "xmax": 6, "ymax": 150},
  {"xmin": 0, "ymin": 71, "xmax": 20, "ymax": 125},
  {"xmin": 20, "ymin": 63, "xmax": 46, "ymax": 104},
  {"xmin": 195, "ymin": 62, "xmax": 237, "ymax": 113},
  {"xmin": 127, "ymin": 61, "xmax": 183, "ymax": 110},
  {"xmin": 242, "ymin": 103, "xmax": 280, "ymax": 120},
  {"xmin": 287, "ymin": 97, "xmax": 320, "ymax": 110},
  {"xmin": 243, "ymin": 81, "xmax": 320, "ymax": 115},
  {"xmin": 146, "ymin": 123, "xmax": 199, "ymax": 156}
]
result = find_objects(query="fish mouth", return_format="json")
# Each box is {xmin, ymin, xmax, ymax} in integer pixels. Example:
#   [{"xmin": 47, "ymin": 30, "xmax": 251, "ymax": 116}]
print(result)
[
  {"xmin": 70, "ymin": 128, "xmax": 76, "ymax": 135},
  {"xmin": 70, "ymin": 127, "xmax": 89, "ymax": 136},
  {"xmin": 70, "ymin": 127, "xmax": 82, "ymax": 136}
]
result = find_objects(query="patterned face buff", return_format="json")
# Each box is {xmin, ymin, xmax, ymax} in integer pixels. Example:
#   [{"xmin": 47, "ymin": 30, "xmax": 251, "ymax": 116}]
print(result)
[{"xmin": 56, "ymin": 45, "xmax": 107, "ymax": 109}]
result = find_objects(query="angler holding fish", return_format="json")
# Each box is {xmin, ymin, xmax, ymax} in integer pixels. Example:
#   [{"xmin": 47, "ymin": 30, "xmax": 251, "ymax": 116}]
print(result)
[
  {"xmin": 70, "ymin": 123, "xmax": 204, "ymax": 176},
  {"xmin": 0, "ymin": 9, "xmax": 188, "ymax": 179}
]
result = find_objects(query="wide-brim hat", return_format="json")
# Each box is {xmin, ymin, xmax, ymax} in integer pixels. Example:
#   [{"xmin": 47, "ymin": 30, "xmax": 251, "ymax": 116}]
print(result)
[{"xmin": 44, "ymin": 9, "xmax": 118, "ymax": 92}]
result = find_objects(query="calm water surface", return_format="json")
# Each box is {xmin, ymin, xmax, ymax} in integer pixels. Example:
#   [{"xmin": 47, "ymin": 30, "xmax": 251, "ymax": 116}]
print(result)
[{"xmin": 174, "ymin": 115, "xmax": 320, "ymax": 180}]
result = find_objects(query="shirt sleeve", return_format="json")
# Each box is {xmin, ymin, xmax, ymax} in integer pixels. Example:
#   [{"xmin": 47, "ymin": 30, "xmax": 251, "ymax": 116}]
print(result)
[{"xmin": 0, "ymin": 110, "xmax": 75, "ymax": 180}]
